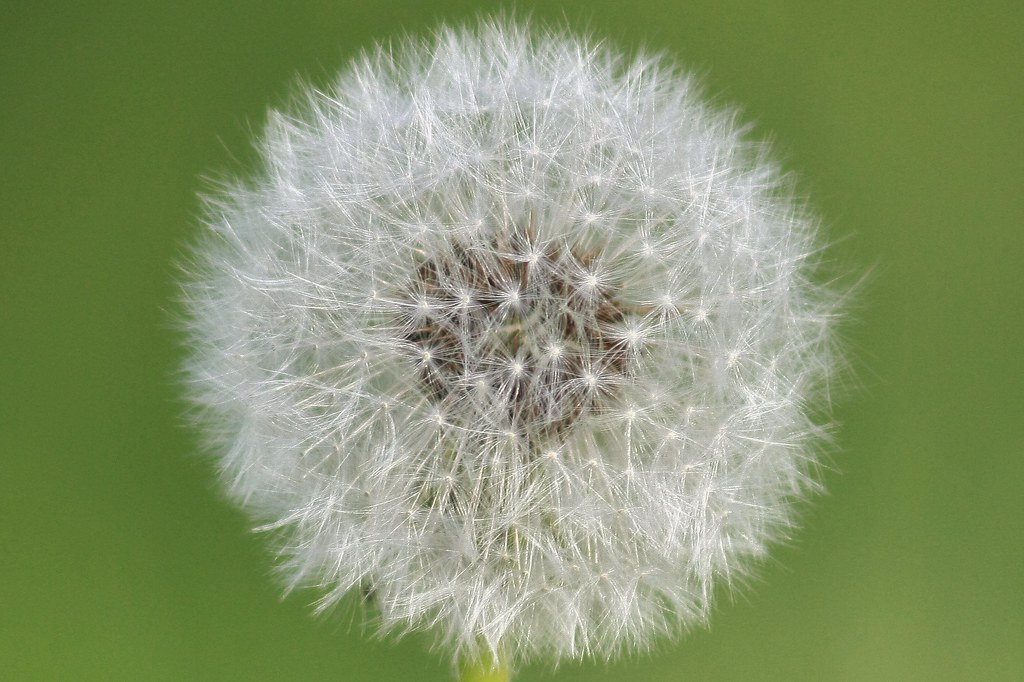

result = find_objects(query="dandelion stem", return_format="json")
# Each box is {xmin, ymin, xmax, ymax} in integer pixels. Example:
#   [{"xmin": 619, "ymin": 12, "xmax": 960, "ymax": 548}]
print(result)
[{"xmin": 458, "ymin": 652, "xmax": 510, "ymax": 682}]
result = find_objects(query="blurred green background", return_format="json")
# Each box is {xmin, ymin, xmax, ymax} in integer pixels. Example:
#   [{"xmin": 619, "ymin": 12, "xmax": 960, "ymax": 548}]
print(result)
[{"xmin": 2, "ymin": 1, "xmax": 1021, "ymax": 680}]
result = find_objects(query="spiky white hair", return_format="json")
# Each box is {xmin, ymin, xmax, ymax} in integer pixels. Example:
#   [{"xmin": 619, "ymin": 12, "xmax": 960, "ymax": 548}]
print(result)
[{"xmin": 183, "ymin": 18, "xmax": 839, "ymax": 669}]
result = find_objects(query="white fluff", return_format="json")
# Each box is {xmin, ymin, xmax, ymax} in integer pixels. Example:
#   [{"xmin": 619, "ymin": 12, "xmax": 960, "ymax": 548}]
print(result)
[{"xmin": 182, "ymin": 18, "xmax": 840, "ymax": 669}]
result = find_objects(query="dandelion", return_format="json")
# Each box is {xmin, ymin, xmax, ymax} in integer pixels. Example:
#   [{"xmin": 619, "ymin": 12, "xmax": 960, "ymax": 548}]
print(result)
[{"xmin": 182, "ymin": 17, "xmax": 841, "ymax": 679}]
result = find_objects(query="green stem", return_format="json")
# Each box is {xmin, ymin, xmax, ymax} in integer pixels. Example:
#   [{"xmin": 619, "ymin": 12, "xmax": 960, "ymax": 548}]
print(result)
[{"xmin": 458, "ymin": 652, "xmax": 510, "ymax": 682}]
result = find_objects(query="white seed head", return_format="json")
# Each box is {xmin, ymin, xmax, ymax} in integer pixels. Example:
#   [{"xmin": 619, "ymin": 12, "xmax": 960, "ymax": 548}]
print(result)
[{"xmin": 182, "ymin": 18, "xmax": 841, "ymax": 669}]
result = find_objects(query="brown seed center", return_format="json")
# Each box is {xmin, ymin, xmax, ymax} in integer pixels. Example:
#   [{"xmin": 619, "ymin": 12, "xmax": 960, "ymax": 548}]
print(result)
[{"xmin": 399, "ymin": 231, "xmax": 638, "ymax": 446}]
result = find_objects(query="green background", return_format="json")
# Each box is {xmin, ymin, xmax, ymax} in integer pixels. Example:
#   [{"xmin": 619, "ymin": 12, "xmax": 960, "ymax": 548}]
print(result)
[{"xmin": 3, "ymin": 1, "xmax": 1021, "ymax": 680}]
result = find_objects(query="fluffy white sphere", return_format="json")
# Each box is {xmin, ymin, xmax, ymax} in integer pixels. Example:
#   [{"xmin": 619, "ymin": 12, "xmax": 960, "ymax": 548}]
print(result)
[{"xmin": 183, "ymin": 19, "xmax": 839, "ymax": 668}]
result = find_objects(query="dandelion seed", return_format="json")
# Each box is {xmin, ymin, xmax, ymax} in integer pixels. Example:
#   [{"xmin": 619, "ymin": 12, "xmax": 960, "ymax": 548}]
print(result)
[{"xmin": 182, "ymin": 17, "xmax": 843, "ymax": 676}]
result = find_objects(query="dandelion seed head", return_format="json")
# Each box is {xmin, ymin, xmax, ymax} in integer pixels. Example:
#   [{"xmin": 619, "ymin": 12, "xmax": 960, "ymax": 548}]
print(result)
[{"xmin": 182, "ymin": 17, "xmax": 842, "ymax": 669}]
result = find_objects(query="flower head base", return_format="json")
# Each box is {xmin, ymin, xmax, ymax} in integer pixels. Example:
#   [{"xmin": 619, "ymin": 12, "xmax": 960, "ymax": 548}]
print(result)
[
  {"xmin": 397, "ymin": 226, "xmax": 639, "ymax": 446},
  {"xmin": 183, "ymin": 18, "xmax": 839, "ymax": 669}
]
